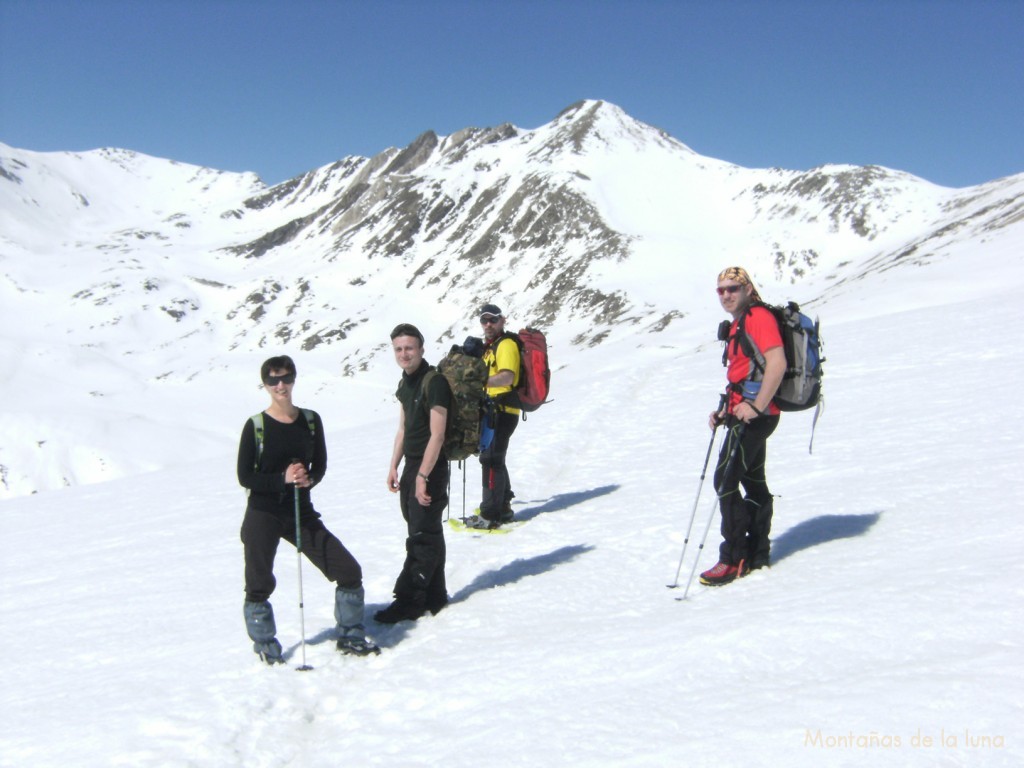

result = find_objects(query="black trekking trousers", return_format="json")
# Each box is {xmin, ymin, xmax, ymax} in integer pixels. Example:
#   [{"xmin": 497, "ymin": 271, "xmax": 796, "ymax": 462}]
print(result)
[
  {"xmin": 240, "ymin": 506, "xmax": 362, "ymax": 603},
  {"xmin": 713, "ymin": 415, "xmax": 779, "ymax": 567},
  {"xmin": 394, "ymin": 458, "xmax": 449, "ymax": 608},
  {"xmin": 479, "ymin": 410, "xmax": 519, "ymax": 520}
]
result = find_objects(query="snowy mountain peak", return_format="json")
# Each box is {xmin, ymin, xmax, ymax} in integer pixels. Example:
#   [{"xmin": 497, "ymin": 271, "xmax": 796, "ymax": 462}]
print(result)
[{"xmin": 1, "ymin": 102, "xmax": 1024, "ymax": 497}]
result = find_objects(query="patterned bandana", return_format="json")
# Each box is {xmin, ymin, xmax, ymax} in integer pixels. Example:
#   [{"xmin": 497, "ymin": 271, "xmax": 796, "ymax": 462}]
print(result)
[{"xmin": 717, "ymin": 266, "xmax": 762, "ymax": 303}]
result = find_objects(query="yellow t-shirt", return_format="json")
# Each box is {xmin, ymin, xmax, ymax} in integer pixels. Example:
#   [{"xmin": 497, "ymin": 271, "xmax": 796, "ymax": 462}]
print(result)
[{"xmin": 484, "ymin": 336, "xmax": 521, "ymax": 414}]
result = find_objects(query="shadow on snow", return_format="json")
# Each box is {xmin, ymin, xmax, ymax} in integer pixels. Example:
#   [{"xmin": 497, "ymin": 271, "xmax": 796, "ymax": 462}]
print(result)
[
  {"xmin": 289, "ymin": 507, "xmax": 877, "ymax": 658},
  {"xmin": 362, "ymin": 544, "xmax": 596, "ymax": 649},
  {"xmin": 512, "ymin": 483, "xmax": 620, "ymax": 522},
  {"xmin": 294, "ymin": 485, "xmax": 618, "ymax": 655},
  {"xmin": 771, "ymin": 511, "xmax": 882, "ymax": 565},
  {"xmin": 449, "ymin": 543, "xmax": 595, "ymax": 604}
]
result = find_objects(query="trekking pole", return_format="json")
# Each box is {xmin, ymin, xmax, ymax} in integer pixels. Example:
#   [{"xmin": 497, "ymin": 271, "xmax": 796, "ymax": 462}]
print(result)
[
  {"xmin": 667, "ymin": 425, "xmax": 721, "ymax": 588},
  {"xmin": 443, "ymin": 464, "xmax": 451, "ymax": 522},
  {"xmin": 679, "ymin": 422, "xmax": 747, "ymax": 601},
  {"xmin": 291, "ymin": 460, "xmax": 313, "ymax": 671},
  {"xmin": 668, "ymin": 395, "xmax": 727, "ymax": 588},
  {"xmin": 461, "ymin": 461, "xmax": 467, "ymax": 522}
]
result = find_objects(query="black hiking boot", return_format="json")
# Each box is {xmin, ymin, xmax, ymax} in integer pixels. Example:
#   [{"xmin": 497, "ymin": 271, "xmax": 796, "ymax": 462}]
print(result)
[
  {"xmin": 426, "ymin": 593, "xmax": 449, "ymax": 615},
  {"xmin": 373, "ymin": 599, "xmax": 425, "ymax": 624}
]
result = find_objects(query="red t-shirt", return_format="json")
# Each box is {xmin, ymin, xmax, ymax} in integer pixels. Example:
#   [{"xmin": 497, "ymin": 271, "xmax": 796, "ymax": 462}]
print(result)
[{"xmin": 726, "ymin": 306, "xmax": 783, "ymax": 415}]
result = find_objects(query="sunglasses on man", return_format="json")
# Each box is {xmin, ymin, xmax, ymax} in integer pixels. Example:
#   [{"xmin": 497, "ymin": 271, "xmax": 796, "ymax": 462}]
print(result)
[
  {"xmin": 716, "ymin": 284, "xmax": 744, "ymax": 296},
  {"xmin": 480, "ymin": 314, "xmax": 502, "ymax": 325}
]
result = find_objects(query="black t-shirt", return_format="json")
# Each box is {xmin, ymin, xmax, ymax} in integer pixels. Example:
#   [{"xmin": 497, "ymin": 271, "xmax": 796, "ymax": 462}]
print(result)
[
  {"xmin": 396, "ymin": 360, "xmax": 451, "ymax": 458},
  {"xmin": 237, "ymin": 409, "xmax": 326, "ymax": 516}
]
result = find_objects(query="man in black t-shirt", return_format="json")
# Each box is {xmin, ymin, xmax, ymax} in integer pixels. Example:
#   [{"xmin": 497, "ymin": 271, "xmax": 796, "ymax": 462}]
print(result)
[{"xmin": 376, "ymin": 324, "xmax": 452, "ymax": 623}]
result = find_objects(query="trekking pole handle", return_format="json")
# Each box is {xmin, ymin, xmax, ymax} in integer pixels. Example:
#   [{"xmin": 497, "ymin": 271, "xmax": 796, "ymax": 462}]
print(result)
[
  {"xmin": 287, "ymin": 457, "xmax": 310, "ymax": 486},
  {"xmin": 710, "ymin": 392, "xmax": 728, "ymax": 429},
  {"xmin": 716, "ymin": 391, "xmax": 728, "ymax": 416}
]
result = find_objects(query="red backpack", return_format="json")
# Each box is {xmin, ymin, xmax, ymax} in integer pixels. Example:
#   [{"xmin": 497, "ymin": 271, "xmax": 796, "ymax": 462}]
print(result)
[{"xmin": 507, "ymin": 327, "xmax": 551, "ymax": 413}]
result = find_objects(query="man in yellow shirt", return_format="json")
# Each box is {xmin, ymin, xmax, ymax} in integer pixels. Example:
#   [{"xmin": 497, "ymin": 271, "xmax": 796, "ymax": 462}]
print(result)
[{"xmin": 470, "ymin": 303, "xmax": 521, "ymax": 529}]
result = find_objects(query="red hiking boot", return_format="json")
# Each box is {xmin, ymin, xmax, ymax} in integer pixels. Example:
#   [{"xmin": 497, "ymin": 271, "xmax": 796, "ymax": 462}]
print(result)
[{"xmin": 699, "ymin": 560, "xmax": 749, "ymax": 586}]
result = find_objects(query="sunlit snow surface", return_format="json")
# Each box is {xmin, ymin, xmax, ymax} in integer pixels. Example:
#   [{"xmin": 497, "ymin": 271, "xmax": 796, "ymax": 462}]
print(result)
[
  {"xmin": 3, "ymin": 281, "xmax": 1022, "ymax": 766},
  {"xmin": 1, "ymin": 113, "xmax": 1023, "ymax": 764}
]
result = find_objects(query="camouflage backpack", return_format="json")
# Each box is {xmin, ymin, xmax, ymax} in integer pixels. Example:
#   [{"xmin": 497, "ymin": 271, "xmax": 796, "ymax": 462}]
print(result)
[{"xmin": 423, "ymin": 344, "xmax": 489, "ymax": 462}]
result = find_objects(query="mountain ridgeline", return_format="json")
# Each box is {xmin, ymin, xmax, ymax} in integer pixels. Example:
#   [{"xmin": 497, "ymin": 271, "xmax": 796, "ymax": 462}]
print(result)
[
  {"xmin": 4, "ymin": 99, "xmax": 1023, "ymax": 366},
  {"xmin": 1, "ymin": 99, "xmax": 1023, "ymax": 497}
]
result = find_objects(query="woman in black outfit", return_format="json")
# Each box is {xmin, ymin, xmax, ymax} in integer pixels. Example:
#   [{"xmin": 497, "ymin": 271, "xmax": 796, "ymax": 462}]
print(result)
[{"xmin": 237, "ymin": 355, "xmax": 378, "ymax": 661}]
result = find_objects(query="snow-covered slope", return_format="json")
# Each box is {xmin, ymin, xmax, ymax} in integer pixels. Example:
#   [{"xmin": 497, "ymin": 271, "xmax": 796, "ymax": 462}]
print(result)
[
  {"xmin": 1, "ymin": 99, "xmax": 1023, "ymax": 499},
  {"xmin": 1, "ymin": 100, "xmax": 1022, "ymax": 765},
  {"xmin": 1, "ymin": 269, "xmax": 1021, "ymax": 767}
]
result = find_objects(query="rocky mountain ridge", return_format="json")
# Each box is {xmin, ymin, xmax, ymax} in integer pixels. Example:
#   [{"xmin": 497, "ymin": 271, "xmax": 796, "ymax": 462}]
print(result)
[
  {"xmin": 5, "ymin": 100, "xmax": 1022, "ymax": 364},
  {"xmin": 1, "ymin": 99, "xmax": 1022, "ymax": 496}
]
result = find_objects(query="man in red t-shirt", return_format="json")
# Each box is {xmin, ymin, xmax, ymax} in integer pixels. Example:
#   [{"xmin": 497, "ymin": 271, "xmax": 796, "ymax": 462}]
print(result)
[{"xmin": 701, "ymin": 267, "xmax": 787, "ymax": 586}]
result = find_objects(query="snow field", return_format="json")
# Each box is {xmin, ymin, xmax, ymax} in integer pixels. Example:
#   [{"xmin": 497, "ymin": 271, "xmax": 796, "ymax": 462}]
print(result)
[{"xmin": 2, "ymin": 284, "xmax": 1022, "ymax": 766}]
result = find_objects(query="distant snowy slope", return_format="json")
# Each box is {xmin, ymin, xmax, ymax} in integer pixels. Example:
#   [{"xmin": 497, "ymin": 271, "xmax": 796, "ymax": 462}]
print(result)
[
  {"xmin": 1, "ymin": 99, "xmax": 1023, "ymax": 498},
  {"xmin": 0, "ymin": 145, "xmax": 263, "ymax": 247}
]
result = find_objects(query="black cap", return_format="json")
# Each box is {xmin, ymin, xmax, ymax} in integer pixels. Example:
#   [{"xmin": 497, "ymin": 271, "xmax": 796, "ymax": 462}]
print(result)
[
  {"xmin": 479, "ymin": 303, "xmax": 503, "ymax": 319},
  {"xmin": 390, "ymin": 323, "xmax": 424, "ymax": 345}
]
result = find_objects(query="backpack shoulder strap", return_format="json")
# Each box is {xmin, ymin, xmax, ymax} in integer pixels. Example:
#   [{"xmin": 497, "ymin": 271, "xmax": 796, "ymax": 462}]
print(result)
[
  {"xmin": 250, "ymin": 413, "xmax": 265, "ymax": 471},
  {"xmin": 420, "ymin": 368, "xmax": 439, "ymax": 414},
  {"xmin": 500, "ymin": 330, "xmax": 523, "ymax": 349},
  {"xmin": 497, "ymin": 332, "xmax": 524, "ymax": 390},
  {"xmin": 300, "ymin": 408, "xmax": 316, "ymax": 437},
  {"xmin": 736, "ymin": 304, "xmax": 767, "ymax": 373}
]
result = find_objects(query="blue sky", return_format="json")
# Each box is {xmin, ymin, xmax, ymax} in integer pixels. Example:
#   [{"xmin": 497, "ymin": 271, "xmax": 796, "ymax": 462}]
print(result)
[{"xmin": 1, "ymin": 0, "xmax": 1021, "ymax": 188}]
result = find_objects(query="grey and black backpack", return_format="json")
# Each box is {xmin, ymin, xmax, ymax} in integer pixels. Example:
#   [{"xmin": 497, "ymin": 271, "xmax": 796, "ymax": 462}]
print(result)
[{"xmin": 724, "ymin": 301, "xmax": 825, "ymax": 451}]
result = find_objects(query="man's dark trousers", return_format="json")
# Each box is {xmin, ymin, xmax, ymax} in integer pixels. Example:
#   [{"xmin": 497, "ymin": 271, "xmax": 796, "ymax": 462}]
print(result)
[{"xmin": 479, "ymin": 410, "xmax": 518, "ymax": 521}]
